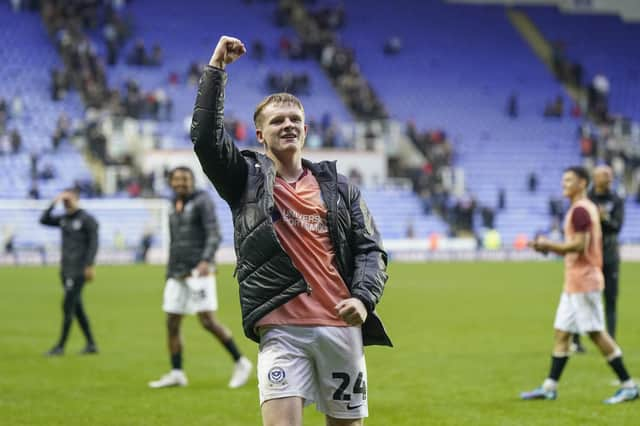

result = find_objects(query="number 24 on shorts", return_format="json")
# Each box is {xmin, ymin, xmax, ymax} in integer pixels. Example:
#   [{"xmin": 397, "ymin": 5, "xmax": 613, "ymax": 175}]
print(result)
[{"xmin": 332, "ymin": 372, "xmax": 367, "ymax": 401}]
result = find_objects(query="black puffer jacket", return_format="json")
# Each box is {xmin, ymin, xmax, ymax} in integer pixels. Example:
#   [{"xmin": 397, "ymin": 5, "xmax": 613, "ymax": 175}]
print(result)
[
  {"xmin": 167, "ymin": 190, "xmax": 221, "ymax": 279},
  {"xmin": 191, "ymin": 66, "xmax": 391, "ymax": 346}
]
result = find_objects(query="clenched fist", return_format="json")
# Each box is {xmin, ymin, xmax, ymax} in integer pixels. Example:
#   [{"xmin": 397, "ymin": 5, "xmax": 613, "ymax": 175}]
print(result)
[
  {"xmin": 335, "ymin": 298, "xmax": 368, "ymax": 326},
  {"xmin": 209, "ymin": 36, "xmax": 246, "ymax": 69}
]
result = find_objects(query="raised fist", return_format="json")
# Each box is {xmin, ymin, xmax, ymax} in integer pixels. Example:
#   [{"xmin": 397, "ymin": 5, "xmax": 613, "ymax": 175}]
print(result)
[{"xmin": 209, "ymin": 36, "xmax": 246, "ymax": 69}]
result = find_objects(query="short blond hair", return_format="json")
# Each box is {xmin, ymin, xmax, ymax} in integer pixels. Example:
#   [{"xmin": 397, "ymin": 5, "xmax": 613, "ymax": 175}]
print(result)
[{"xmin": 253, "ymin": 93, "xmax": 304, "ymax": 128}]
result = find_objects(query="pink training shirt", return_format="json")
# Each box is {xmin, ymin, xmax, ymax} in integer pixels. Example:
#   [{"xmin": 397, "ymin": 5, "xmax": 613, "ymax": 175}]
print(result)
[
  {"xmin": 256, "ymin": 169, "xmax": 351, "ymax": 328},
  {"xmin": 563, "ymin": 198, "xmax": 604, "ymax": 294}
]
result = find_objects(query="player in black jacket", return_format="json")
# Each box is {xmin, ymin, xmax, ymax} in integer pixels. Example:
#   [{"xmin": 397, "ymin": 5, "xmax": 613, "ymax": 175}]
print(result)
[
  {"xmin": 40, "ymin": 188, "xmax": 99, "ymax": 356},
  {"xmin": 148, "ymin": 167, "xmax": 251, "ymax": 389},
  {"xmin": 590, "ymin": 166, "xmax": 624, "ymax": 338},
  {"xmin": 573, "ymin": 165, "xmax": 625, "ymax": 354}
]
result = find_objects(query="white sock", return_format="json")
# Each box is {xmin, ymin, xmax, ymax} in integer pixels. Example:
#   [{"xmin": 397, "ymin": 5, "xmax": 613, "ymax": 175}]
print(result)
[
  {"xmin": 542, "ymin": 378, "xmax": 557, "ymax": 391},
  {"xmin": 621, "ymin": 379, "xmax": 636, "ymax": 389}
]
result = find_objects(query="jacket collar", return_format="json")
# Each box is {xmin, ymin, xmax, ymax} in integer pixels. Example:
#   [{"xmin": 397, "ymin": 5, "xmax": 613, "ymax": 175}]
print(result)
[{"xmin": 242, "ymin": 150, "xmax": 338, "ymax": 184}]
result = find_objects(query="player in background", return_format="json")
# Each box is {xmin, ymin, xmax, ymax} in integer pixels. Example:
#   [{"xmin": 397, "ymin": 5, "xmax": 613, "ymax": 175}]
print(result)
[
  {"xmin": 40, "ymin": 188, "xmax": 99, "ymax": 356},
  {"xmin": 572, "ymin": 165, "xmax": 625, "ymax": 353},
  {"xmin": 191, "ymin": 36, "xmax": 391, "ymax": 426},
  {"xmin": 148, "ymin": 166, "xmax": 252, "ymax": 389},
  {"xmin": 523, "ymin": 166, "xmax": 637, "ymax": 404}
]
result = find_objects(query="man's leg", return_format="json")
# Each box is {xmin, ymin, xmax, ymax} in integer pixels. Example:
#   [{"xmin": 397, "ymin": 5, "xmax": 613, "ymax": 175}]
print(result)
[
  {"xmin": 546, "ymin": 330, "xmax": 572, "ymax": 389},
  {"xmin": 74, "ymin": 282, "xmax": 97, "ymax": 352},
  {"xmin": 261, "ymin": 396, "xmax": 304, "ymax": 426},
  {"xmin": 198, "ymin": 311, "xmax": 252, "ymax": 388},
  {"xmin": 588, "ymin": 330, "xmax": 638, "ymax": 403},
  {"xmin": 148, "ymin": 313, "xmax": 188, "ymax": 388},
  {"xmin": 167, "ymin": 313, "xmax": 184, "ymax": 370},
  {"xmin": 588, "ymin": 331, "xmax": 633, "ymax": 384},
  {"xmin": 521, "ymin": 329, "xmax": 571, "ymax": 400},
  {"xmin": 47, "ymin": 277, "xmax": 82, "ymax": 354},
  {"xmin": 197, "ymin": 311, "xmax": 234, "ymax": 351},
  {"xmin": 603, "ymin": 262, "xmax": 619, "ymax": 339}
]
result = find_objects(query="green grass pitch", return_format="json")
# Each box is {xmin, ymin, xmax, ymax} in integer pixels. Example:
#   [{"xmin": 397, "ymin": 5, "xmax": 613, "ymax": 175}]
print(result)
[{"xmin": 1, "ymin": 262, "xmax": 639, "ymax": 425}]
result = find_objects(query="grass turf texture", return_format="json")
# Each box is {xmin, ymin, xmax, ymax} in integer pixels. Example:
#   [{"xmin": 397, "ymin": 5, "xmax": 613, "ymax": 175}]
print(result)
[{"xmin": 1, "ymin": 262, "xmax": 639, "ymax": 425}]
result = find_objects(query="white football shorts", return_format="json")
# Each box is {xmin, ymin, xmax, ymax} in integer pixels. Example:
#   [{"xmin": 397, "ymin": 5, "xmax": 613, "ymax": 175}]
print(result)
[
  {"xmin": 553, "ymin": 291, "xmax": 605, "ymax": 334},
  {"xmin": 162, "ymin": 275, "xmax": 218, "ymax": 315},
  {"xmin": 257, "ymin": 325, "xmax": 368, "ymax": 419}
]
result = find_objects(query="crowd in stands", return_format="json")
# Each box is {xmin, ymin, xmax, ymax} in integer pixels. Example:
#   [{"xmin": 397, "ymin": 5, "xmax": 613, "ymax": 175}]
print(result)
[
  {"xmin": 548, "ymin": 33, "xmax": 640, "ymax": 201},
  {"xmin": 0, "ymin": 97, "xmax": 24, "ymax": 155},
  {"xmin": 277, "ymin": 0, "xmax": 387, "ymax": 121},
  {"xmin": 550, "ymin": 40, "xmax": 611, "ymax": 123},
  {"xmin": 578, "ymin": 119, "xmax": 640, "ymax": 201}
]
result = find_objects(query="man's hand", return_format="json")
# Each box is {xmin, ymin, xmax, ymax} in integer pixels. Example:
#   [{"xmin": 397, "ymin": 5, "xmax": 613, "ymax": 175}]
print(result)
[
  {"xmin": 528, "ymin": 236, "xmax": 549, "ymax": 254},
  {"xmin": 54, "ymin": 192, "xmax": 68, "ymax": 203},
  {"xmin": 84, "ymin": 266, "xmax": 95, "ymax": 282},
  {"xmin": 335, "ymin": 298, "xmax": 368, "ymax": 326},
  {"xmin": 195, "ymin": 260, "xmax": 210, "ymax": 277},
  {"xmin": 598, "ymin": 205, "xmax": 609, "ymax": 221},
  {"xmin": 209, "ymin": 36, "xmax": 246, "ymax": 69}
]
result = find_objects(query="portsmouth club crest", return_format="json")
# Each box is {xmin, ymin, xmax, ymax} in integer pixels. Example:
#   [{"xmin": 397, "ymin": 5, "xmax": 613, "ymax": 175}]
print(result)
[{"xmin": 267, "ymin": 366, "xmax": 287, "ymax": 388}]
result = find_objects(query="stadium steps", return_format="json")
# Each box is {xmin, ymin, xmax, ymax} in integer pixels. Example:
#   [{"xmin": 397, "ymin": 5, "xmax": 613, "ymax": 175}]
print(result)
[{"xmin": 507, "ymin": 8, "xmax": 582, "ymax": 102}]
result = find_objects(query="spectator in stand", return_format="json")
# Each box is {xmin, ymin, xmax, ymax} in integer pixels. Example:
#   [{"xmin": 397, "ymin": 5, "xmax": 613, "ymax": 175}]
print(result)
[
  {"xmin": 481, "ymin": 206, "xmax": 495, "ymax": 229},
  {"xmin": 251, "ymin": 39, "xmax": 265, "ymax": 61},
  {"xmin": 498, "ymin": 188, "xmax": 506, "ymax": 210},
  {"xmin": 127, "ymin": 39, "xmax": 147, "ymax": 66},
  {"xmin": 589, "ymin": 73, "xmax": 610, "ymax": 122},
  {"xmin": 528, "ymin": 172, "xmax": 538, "ymax": 193},
  {"xmin": 149, "ymin": 44, "xmax": 163, "ymax": 66},
  {"xmin": 0, "ymin": 97, "xmax": 7, "ymax": 131},
  {"xmin": 0, "ymin": 133, "xmax": 10, "ymax": 155},
  {"xmin": 10, "ymin": 129, "xmax": 22, "ymax": 154},
  {"xmin": 278, "ymin": 35, "xmax": 291, "ymax": 58},
  {"xmin": 187, "ymin": 62, "xmax": 202, "ymax": 85},
  {"xmin": 544, "ymin": 95, "xmax": 564, "ymax": 118},
  {"xmin": 11, "ymin": 95, "xmax": 23, "ymax": 118},
  {"xmin": 383, "ymin": 36, "xmax": 402, "ymax": 55},
  {"xmin": 28, "ymin": 182, "xmax": 40, "ymax": 199}
]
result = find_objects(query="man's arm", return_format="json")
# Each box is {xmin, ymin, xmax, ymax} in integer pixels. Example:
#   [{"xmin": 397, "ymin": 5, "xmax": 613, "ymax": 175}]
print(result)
[
  {"xmin": 83, "ymin": 215, "xmax": 99, "ymax": 281},
  {"xmin": 600, "ymin": 196, "xmax": 624, "ymax": 234},
  {"xmin": 533, "ymin": 233, "xmax": 588, "ymax": 256},
  {"xmin": 39, "ymin": 194, "xmax": 63, "ymax": 227},
  {"xmin": 345, "ymin": 184, "xmax": 389, "ymax": 314},
  {"xmin": 191, "ymin": 36, "xmax": 249, "ymax": 207},
  {"xmin": 195, "ymin": 194, "xmax": 221, "ymax": 276}
]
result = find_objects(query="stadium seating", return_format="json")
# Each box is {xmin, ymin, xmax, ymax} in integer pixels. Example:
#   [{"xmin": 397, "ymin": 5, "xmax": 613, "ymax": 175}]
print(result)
[
  {"xmin": 526, "ymin": 6, "xmax": 640, "ymax": 122},
  {"xmin": 0, "ymin": 4, "xmax": 91, "ymax": 199},
  {"xmin": 1, "ymin": 0, "xmax": 639, "ymax": 251},
  {"xmin": 95, "ymin": 0, "xmax": 351, "ymax": 148},
  {"xmin": 335, "ymin": 0, "xmax": 590, "ymax": 243}
]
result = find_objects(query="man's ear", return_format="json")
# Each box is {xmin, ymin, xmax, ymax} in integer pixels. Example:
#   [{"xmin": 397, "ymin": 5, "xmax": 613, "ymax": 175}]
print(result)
[{"xmin": 256, "ymin": 129, "xmax": 265, "ymax": 145}]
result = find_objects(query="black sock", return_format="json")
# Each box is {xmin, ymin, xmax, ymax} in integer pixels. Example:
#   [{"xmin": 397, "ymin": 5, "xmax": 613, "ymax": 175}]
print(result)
[
  {"xmin": 608, "ymin": 356, "xmax": 631, "ymax": 383},
  {"xmin": 171, "ymin": 352, "xmax": 182, "ymax": 370},
  {"xmin": 548, "ymin": 355, "xmax": 569, "ymax": 381},
  {"xmin": 223, "ymin": 338, "xmax": 242, "ymax": 362}
]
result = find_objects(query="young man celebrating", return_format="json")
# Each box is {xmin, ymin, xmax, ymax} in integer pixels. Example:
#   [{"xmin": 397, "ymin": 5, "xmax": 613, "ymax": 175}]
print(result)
[
  {"xmin": 523, "ymin": 166, "xmax": 637, "ymax": 404},
  {"xmin": 148, "ymin": 166, "xmax": 251, "ymax": 389},
  {"xmin": 40, "ymin": 189, "xmax": 99, "ymax": 356},
  {"xmin": 191, "ymin": 36, "xmax": 391, "ymax": 426}
]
